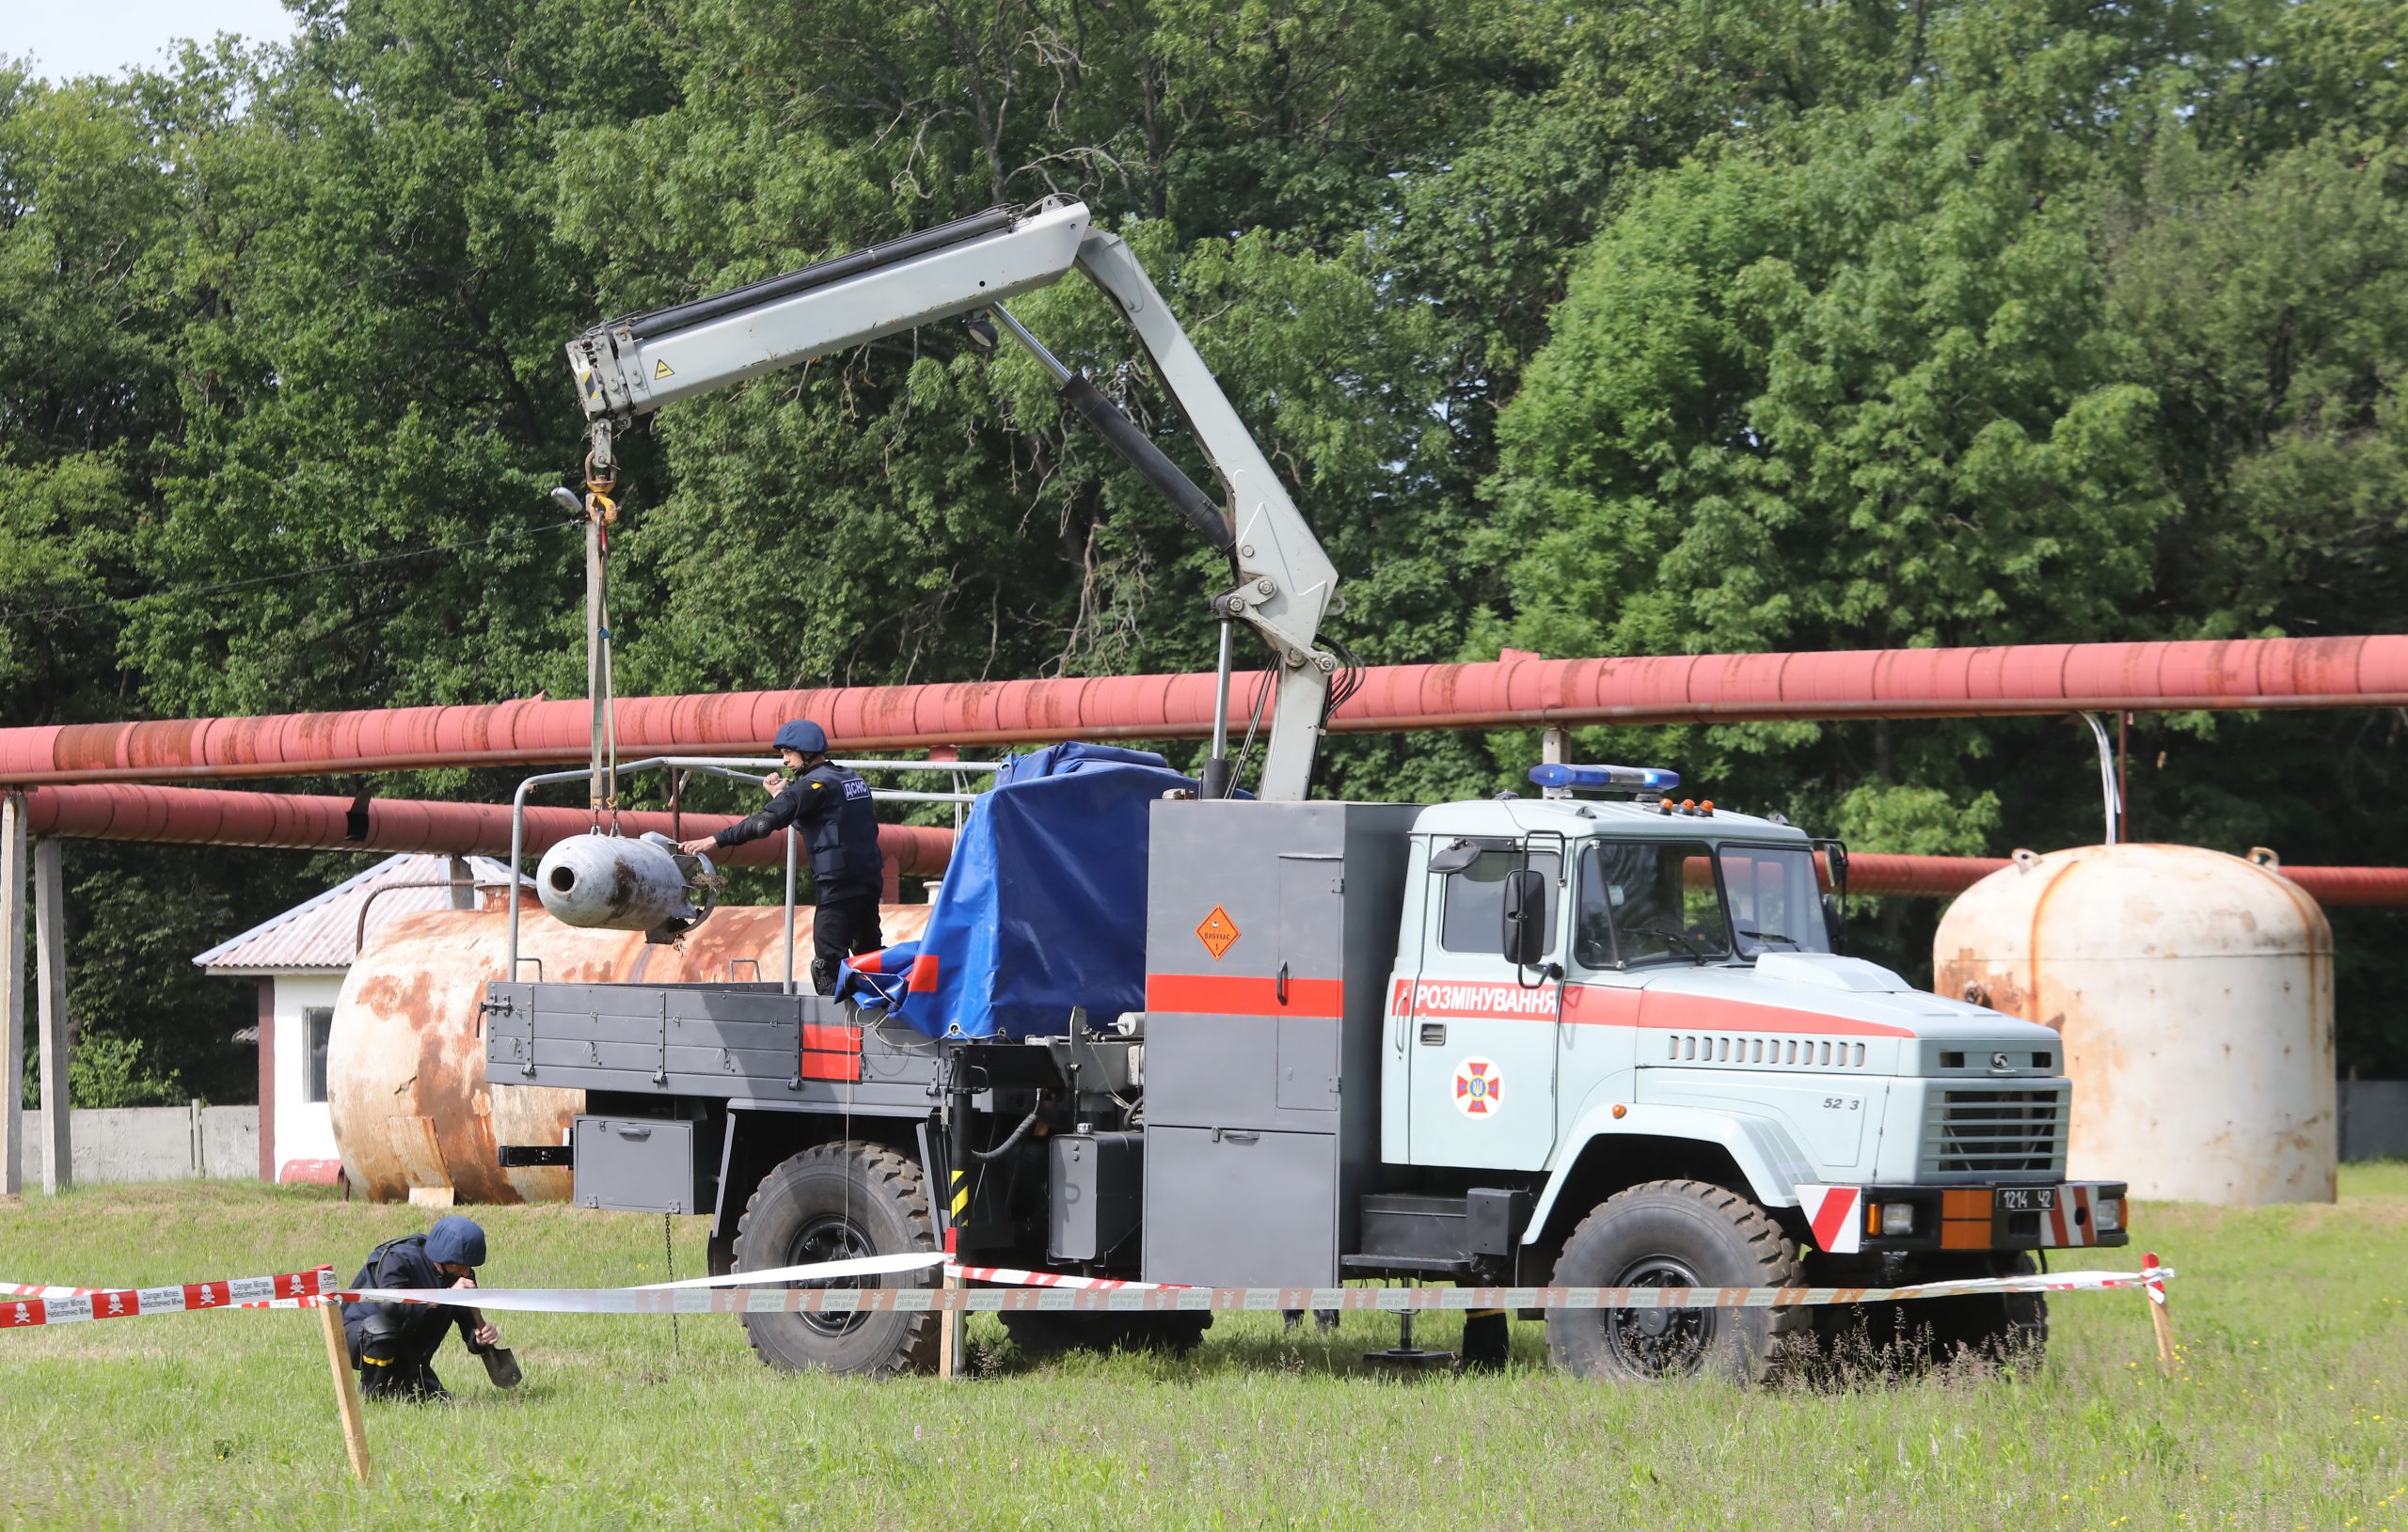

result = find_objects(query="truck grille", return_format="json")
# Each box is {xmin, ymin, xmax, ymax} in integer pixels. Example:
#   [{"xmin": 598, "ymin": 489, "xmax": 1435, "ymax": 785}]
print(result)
[{"xmin": 1922, "ymin": 1087, "xmax": 2067, "ymax": 1177}]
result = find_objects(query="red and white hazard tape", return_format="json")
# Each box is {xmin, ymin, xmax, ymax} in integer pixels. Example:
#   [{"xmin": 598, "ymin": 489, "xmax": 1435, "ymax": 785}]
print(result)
[
  {"xmin": 1, "ymin": 1268, "xmax": 340, "ymax": 1331},
  {"xmin": 6, "ymin": 1259, "xmax": 2175, "ymax": 1326},
  {"xmin": 334, "ymin": 1263, "xmax": 2173, "ymax": 1318}
]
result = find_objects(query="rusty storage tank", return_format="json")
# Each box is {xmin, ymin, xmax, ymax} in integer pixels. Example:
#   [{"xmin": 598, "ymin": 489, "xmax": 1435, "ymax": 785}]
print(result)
[
  {"xmin": 330, "ymin": 901, "xmax": 933, "ymax": 1204},
  {"xmin": 1933, "ymin": 844, "xmax": 2335, "ymax": 1205}
]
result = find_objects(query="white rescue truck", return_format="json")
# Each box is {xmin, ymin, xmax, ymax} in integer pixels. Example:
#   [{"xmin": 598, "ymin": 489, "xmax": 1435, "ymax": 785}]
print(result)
[{"xmin": 486, "ymin": 198, "xmax": 2127, "ymax": 1382}]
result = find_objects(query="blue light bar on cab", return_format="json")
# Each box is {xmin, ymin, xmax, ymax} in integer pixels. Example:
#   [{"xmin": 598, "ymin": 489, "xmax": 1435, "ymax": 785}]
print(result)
[{"xmin": 1529, "ymin": 763, "xmax": 1682, "ymax": 794}]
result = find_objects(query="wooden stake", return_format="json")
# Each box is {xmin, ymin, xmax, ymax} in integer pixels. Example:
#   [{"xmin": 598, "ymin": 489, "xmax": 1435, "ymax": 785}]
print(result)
[
  {"xmin": 2143, "ymin": 1249, "xmax": 2177, "ymax": 1374},
  {"xmin": 316, "ymin": 1299, "xmax": 371, "ymax": 1483},
  {"xmin": 936, "ymin": 1268, "xmax": 960, "ymax": 1381}
]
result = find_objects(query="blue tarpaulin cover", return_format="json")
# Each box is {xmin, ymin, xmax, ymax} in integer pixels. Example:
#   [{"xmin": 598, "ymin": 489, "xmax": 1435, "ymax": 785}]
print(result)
[{"xmin": 834, "ymin": 743, "xmax": 1200, "ymax": 1039}]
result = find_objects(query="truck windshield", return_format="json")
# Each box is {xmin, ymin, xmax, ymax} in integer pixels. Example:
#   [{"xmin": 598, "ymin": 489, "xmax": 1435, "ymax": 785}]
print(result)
[
  {"xmin": 1575, "ymin": 842, "xmax": 1730, "ymax": 969},
  {"xmin": 1717, "ymin": 845, "xmax": 1831, "ymax": 958}
]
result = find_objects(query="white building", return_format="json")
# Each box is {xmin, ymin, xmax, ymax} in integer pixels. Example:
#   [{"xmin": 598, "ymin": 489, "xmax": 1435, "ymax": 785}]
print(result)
[{"xmin": 194, "ymin": 852, "xmax": 516, "ymax": 1184}]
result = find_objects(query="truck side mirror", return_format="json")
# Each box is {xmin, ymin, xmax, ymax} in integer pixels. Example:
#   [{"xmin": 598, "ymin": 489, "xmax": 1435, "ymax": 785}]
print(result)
[
  {"xmin": 1429, "ymin": 838, "xmax": 1481, "ymax": 875},
  {"xmin": 1813, "ymin": 836, "xmax": 1850, "ymax": 956},
  {"xmin": 1822, "ymin": 892, "xmax": 1847, "ymax": 956},
  {"xmin": 1501, "ymin": 868, "xmax": 1548, "ymax": 968}
]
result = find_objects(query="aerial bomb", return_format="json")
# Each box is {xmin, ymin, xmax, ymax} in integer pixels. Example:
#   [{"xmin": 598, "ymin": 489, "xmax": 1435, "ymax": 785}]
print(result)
[{"xmin": 534, "ymin": 830, "xmax": 717, "ymax": 941}]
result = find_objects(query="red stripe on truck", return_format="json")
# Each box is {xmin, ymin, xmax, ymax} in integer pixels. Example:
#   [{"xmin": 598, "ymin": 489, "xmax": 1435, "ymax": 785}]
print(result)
[
  {"xmin": 1389, "ymin": 979, "xmax": 1910, "ymax": 1038},
  {"xmin": 1145, "ymin": 973, "xmax": 1345, "ymax": 1018}
]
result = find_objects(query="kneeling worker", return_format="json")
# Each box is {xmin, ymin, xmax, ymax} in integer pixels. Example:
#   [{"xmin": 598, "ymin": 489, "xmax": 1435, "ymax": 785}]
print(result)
[
  {"xmin": 679, "ymin": 719, "xmax": 884, "ymax": 994},
  {"xmin": 342, "ymin": 1215, "xmax": 499, "ymax": 1403}
]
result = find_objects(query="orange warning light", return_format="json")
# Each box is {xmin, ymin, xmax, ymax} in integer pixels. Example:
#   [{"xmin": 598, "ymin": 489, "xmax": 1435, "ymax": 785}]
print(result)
[{"xmin": 1195, "ymin": 906, "xmax": 1241, "ymax": 960}]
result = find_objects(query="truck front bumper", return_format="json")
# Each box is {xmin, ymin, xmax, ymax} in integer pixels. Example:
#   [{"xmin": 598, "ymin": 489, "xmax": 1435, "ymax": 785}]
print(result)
[{"xmin": 1795, "ymin": 1181, "xmax": 2129, "ymax": 1256}]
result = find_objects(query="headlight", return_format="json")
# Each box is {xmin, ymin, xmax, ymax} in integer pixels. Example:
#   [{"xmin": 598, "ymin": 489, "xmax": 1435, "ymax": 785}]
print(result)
[
  {"xmin": 2093, "ymin": 1196, "xmax": 2123, "ymax": 1233},
  {"xmin": 1873, "ymin": 1201, "xmax": 1916, "ymax": 1236}
]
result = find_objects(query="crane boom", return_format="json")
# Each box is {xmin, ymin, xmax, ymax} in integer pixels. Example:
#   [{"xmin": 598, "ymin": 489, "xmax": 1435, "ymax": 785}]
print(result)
[{"xmin": 563, "ymin": 197, "xmax": 1338, "ymax": 799}]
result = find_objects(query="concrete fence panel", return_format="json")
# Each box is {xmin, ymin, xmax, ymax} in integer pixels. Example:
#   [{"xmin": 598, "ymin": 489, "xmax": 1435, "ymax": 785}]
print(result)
[
  {"xmin": 12, "ymin": 1103, "xmax": 259, "ymax": 1187},
  {"xmin": 2342, "ymin": 1081, "xmax": 2408, "ymax": 1162}
]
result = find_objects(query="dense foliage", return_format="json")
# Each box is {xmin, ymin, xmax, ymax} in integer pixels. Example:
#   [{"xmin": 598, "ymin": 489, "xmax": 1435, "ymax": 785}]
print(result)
[{"xmin": 1, "ymin": 0, "xmax": 2401, "ymax": 1101}]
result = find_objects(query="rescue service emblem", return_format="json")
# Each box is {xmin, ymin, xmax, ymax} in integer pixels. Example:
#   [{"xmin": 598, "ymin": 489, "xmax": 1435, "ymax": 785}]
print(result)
[
  {"xmin": 1452, "ymin": 1057, "xmax": 1502, "ymax": 1118},
  {"xmin": 1195, "ymin": 906, "xmax": 1240, "ymax": 960}
]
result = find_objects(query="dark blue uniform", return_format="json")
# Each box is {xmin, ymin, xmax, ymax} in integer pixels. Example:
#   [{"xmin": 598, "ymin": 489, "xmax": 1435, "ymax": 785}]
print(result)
[
  {"xmin": 341, "ymin": 1235, "xmax": 486, "ymax": 1402},
  {"xmin": 713, "ymin": 761, "xmax": 885, "ymax": 991}
]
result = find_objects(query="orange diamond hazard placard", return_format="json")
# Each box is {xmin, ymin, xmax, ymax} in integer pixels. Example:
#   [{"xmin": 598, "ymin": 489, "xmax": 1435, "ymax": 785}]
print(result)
[{"xmin": 1195, "ymin": 906, "xmax": 1240, "ymax": 960}]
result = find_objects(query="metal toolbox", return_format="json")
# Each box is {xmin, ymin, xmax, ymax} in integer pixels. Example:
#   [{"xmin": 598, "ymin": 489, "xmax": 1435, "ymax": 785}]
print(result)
[{"xmin": 571, "ymin": 1115, "xmax": 701, "ymax": 1214}]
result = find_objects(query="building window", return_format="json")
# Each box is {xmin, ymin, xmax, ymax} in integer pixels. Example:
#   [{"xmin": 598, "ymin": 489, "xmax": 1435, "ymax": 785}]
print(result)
[{"xmin": 303, "ymin": 1006, "xmax": 333, "ymax": 1105}]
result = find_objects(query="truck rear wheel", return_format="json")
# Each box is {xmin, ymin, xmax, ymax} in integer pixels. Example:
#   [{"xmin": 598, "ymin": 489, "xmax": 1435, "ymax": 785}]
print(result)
[
  {"xmin": 1545, "ymin": 1178, "xmax": 1803, "ymax": 1384},
  {"xmin": 732, "ymin": 1140, "xmax": 941, "ymax": 1378}
]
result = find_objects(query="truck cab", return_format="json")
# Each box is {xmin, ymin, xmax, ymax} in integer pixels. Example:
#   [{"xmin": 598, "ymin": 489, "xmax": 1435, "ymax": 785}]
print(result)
[{"xmin": 1406, "ymin": 797, "xmax": 2112, "ymax": 1221}]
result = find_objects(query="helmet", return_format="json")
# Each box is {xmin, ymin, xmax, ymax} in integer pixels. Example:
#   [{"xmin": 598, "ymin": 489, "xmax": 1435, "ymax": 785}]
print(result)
[
  {"xmin": 772, "ymin": 720, "xmax": 830, "ymax": 756},
  {"xmin": 424, "ymin": 1215, "xmax": 487, "ymax": 1269}
]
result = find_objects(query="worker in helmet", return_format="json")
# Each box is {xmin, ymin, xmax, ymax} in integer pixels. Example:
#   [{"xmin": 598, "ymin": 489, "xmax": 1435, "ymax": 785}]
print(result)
[
  {"xmin": 341, "ymin": 1215, "xmax": 499, "ymax": 1403},
  {"xmin": 679, "ymin": 719, "xmax": 884, "ymax": 993}
]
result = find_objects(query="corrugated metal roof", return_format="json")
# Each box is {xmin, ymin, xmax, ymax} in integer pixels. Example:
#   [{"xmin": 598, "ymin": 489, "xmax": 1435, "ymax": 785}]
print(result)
[{"xmin": 192, "ymin": 852, "xmax": 523, "ymax": 973}]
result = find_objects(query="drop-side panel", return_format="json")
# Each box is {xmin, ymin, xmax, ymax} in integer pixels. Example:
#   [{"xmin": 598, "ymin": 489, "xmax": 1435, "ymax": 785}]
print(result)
[
  {"xmin": 483, "ymin": 979, "xmax": 935, "ymax": 1112},
  {"xmin": 1142, "ymin": 1125, "xmax": 1339, "ymax": 1287}
]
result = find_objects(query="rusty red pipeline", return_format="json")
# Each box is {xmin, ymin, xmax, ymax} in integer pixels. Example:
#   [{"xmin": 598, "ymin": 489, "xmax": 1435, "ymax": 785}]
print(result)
[
  {"xmin": 3, "ymin": 634, "xmax": 2404, "ymax": 786},
  {"xmin": 19, "ymin": 783, "xmax": 2407, "ymax": 908},
  {"xmin": 1841, "ymin": 853, "xmax": 2405, "ymax": 908},
  {"xmin": 16, "ymin": 782, "xmax": 956, "ymax": 879}
]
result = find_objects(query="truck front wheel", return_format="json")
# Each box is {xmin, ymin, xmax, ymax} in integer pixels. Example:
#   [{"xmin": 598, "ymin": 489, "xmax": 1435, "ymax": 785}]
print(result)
[
  {"xmin": 1545, "ymin": 1178, "xmax": 1803, "ymax": 1384},
  {"xmin": 732, "ymin": 1140, "xmax": 941, "ymax": 1378}
]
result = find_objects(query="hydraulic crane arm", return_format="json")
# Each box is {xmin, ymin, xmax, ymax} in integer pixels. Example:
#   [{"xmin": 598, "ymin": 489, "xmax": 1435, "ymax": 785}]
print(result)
[{"xmin": 564, "ymin": 197, "xmax": 1339, "ymax": 800}]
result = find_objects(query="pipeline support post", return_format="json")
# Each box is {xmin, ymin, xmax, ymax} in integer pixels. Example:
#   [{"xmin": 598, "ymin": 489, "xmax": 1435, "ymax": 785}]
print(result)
[
  {"xmin": 33, "ymin": 836, "xmax": 70, "ymax": 1193},
  {"xmin": 0, "ymin": 794, "xmax": 25, "ymax": 1196},
  {"xmin": 2079, "ymin": 713, "xmax": 2123, "ymax": 846},
  {"xmin": 1539, "ymin": 728, "xmax": 1572, "ymax": 799}
]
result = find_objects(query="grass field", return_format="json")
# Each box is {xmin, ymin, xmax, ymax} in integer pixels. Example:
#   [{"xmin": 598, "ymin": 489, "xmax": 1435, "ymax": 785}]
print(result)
[{"xmin": 0, "ymin": 1169, "xmax": 2400, "ymax": 1530}]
